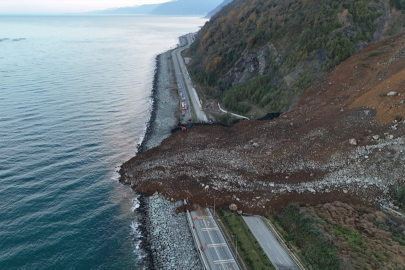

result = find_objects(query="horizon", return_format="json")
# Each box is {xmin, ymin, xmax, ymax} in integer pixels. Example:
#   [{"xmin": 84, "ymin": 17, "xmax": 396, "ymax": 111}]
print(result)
[{"xmin": 0, "ymin": 0, "xmax": 171, "ymax": 14}]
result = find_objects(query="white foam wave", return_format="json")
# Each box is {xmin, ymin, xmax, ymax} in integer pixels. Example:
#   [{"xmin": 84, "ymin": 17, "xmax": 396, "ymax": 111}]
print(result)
[
  {"xmin": 130, "ymin": 220, "xmax": 147, "ymax": 261},
  {"xmin": 110, "ymin": 165, "xmax": 121, "ymax": 181},
  {"xmin": 131, "ymin": 197, "xmax": 140, "ymax": 212},
  {"xmin": 130, "ymin": 220, "xmax": 140, "ymax": 234}
]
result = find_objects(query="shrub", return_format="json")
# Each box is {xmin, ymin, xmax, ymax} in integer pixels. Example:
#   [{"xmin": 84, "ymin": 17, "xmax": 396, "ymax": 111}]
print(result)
[
  {"xmin": 218, "ymin": 113, "xmax": 238, "ymax": 126},
  {"xmin": 392, "ymin": 184, "xmax": 405, "ymax": 210},
  {"xmin": 274, "ymin": 204, "xmax": 340, "ymax": 270}
]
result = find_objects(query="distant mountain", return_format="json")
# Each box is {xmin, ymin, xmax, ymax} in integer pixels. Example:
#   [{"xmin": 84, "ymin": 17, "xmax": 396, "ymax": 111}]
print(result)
[
  {"xmin": 205, "ymin": 0, "xmax": 233, "ymax": 18},
  {"xmin": 150, "ymin": 0, "xmax": 223, "ymax": 16},
  {"xmin": 93, "ymin": 4, "xmax": 162, "ymax": 14}
]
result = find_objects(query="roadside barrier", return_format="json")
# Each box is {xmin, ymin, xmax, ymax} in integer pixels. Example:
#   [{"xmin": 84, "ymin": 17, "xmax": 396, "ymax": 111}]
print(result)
[
  {"xmin": 186, "ymin": 210, "xmax": 211, "ymax": 270},
  {"xmin": 206, "ymin": 209, "xmax": 245, "ymax": 270},
  {"xmin": 262, "ymin": 217, "xmax": 307, "ymax": 270}
]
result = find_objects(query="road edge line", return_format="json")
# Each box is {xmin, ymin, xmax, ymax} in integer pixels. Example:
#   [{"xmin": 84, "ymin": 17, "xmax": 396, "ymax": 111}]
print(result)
[
  {"xmin": 206, "ymin": 208, "xmax": 246, "ymax": 270},
  {"xmin": 262, "ymin": 217, "xmax": 307, "ymax": 270},
  {"xmin": 186, "ymin": 210, "xmax": 211, "ymax": 270}
]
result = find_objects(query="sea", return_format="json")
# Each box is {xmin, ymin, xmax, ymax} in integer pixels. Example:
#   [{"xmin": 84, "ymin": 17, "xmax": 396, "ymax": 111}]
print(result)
[{"xmin": 0, "ymin": 15, "xmax": 206, "ymax": 269}]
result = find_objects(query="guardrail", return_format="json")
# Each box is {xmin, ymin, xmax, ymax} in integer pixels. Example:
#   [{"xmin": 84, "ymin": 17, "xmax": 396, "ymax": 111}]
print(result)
[
  {"xmin": 186, "ymin": 210, "xmax": 211, "ymax": 270},
  {"xmin": 218, "ymin": 103, "xmax": 250, "ymax": 120},
  {"xmin": 206, "ymin": 209, "xmax": 246, "ymax": 270},
  {"xmin": 262, "ymin": 217, "xmax": 307, "ymax": 270}
]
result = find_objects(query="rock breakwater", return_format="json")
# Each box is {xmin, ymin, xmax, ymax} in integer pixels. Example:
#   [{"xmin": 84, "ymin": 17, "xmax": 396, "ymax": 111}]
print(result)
[{"xmin": 144, "ymin": 194, "xmax": 203, "ymax": 270}]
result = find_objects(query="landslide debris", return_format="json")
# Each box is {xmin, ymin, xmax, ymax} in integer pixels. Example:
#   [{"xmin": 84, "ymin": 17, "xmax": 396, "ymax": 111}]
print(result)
[{"xmin": 120, "ymin": 33, "xmax": 405, "ymax": 215}]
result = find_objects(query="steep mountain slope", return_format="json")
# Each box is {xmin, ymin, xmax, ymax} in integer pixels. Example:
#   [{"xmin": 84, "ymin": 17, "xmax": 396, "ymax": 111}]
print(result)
[
  {"xmin": 101, "ymin": 4, "xmax": 162, "ymax": 14},
  {"xmin": 205, "ymin": 0, "xmax": 234, "ymax": 18},
  {"xmin": 87, "ymin": 0, "xmax": 223, "ymax": 16},
  {"xmin": 187, "ymin": 0, "xmax": 405, "ymax": 118},
  {"xmin": 120, "ymin": 32, "xmax": 405, "ymax": 214},
  {"xmin": 150, "ymin": 0, "xmax": 223, "ymax": 16}
]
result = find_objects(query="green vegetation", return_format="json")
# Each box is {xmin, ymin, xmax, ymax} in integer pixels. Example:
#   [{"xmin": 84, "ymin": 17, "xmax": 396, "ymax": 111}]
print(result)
[
  {"xmin": 271, "ymin": 204, "xmax": 340, "ymax": 270},
  {"xmin": 188, "ymin": 0, "xmax": 387, "ymax": 115},
  {"xmin": 217, "ymin": 209, "xmax": 274, "ymax": 270},
  {"xmin": 218, "ymin": 113, "xmax": 238, "ymax": 126},
  {"xmin": 271, "ymin": 204, "xmax": 405, "ymax": 269},
  {"xmin": 331, "ymin": 223, "xmax": 366, "ymax": 252},
  {"xmin": 392, "ymin": 183, "xmax": 405, "ymax": 210}
]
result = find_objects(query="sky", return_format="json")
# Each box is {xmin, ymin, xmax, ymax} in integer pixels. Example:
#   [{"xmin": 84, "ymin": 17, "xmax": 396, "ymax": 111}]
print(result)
[{"xmin": 0, "ymin": 0, "xmax": 170, "ymax": 14}]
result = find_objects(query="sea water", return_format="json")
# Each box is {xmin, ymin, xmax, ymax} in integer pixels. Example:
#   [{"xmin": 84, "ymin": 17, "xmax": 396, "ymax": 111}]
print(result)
[{"xmin": 0, "ymin": 15, "xmax": 206, "ymax": 269}]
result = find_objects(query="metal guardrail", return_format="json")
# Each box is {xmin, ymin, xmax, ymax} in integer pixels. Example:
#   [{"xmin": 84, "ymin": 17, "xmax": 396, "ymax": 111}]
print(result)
[
  {"xmin": 186, "ymin": 210, "xmax": 211, "ymax": 270},
  {"xmin": 206, "ymin": 209, "xmax": 245, "ymax": 270},
  {"xmin": 262, "ymin": 217, "xmax": 307, "ymax": 270},
  {"xmin": 218, "ymin": 103, "xmax": 250, "ymax": 120}
]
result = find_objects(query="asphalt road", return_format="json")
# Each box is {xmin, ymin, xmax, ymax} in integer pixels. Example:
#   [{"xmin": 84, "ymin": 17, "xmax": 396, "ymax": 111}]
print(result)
[
  {"xmin": 191, "ymin": 211, "xmax": 239, "ymax": 270},
  {"xmin": 242, "ymin": 216, "xmax": 300, "ymax": 270},
  {"xmin": 171, "ymin": 34, "xmax": 208, "ymax": 123}
]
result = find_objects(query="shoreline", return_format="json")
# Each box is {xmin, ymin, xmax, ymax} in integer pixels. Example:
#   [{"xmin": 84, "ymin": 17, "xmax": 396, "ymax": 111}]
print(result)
[
  {"xmin": 129, "ymin": 47, "xmax": 202, "ymax": 269},
  {"xmin": 135, "ymin": 54, "xmax": 160, "ymax": 155},
  {"xmin": 137, "ymin": 50, "xmax": 180, "ymax": 154}
]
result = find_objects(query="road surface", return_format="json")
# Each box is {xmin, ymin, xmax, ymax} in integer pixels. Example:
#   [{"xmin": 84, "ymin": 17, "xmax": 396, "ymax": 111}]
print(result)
[
  {"xmin": 171, "ymin": 34, "xmax": 208, "ymax": 122},
  {"xmin": 191, "ymin": 210, "xmax": 239, "ymax": 270},
  {"xmin": 242, "ymin": 216, "xmax": 300, "ymax": 270}
]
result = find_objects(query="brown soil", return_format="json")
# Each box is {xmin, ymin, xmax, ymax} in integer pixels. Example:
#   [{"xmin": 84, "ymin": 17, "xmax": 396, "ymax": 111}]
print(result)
[{"xmin": 120, "ymin": 33, "xmax": 405, "ymax": 215}]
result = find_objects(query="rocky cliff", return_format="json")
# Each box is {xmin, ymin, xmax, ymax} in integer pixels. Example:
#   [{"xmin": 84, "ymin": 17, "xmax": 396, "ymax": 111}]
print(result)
[{"xmin": 187, "ymin": 0, "xmax": 405, "ymax": 117}]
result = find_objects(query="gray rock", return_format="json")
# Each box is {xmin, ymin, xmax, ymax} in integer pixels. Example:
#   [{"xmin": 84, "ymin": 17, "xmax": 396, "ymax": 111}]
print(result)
[{"xmin": 349, "ymin": 138, "xmax": 357, "ymax": 145}]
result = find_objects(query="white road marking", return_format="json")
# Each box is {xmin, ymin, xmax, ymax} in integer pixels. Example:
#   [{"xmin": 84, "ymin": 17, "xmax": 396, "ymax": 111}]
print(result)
[
  {"xmin": 255, "ymin": 217, "xmax": 292, "ymax": 265},
  {"xmin": 208, "ymin": 243, "xmax": 226, "ymax": 246},
  {"xmin": 214, "ymin": 259, "xmax": 235, "ymax": 263}
]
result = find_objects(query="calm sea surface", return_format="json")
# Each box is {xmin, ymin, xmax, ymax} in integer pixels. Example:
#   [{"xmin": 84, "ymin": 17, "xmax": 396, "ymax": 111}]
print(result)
[{"xmin": 0, "ymin": 16, "xmax": 206, "ymax": 269}]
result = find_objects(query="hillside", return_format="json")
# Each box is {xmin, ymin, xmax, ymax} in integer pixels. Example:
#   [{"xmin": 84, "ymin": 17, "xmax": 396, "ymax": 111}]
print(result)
[
  {"xmin": 120, "ymin": 31, "xmax": 405, "ymax": 214},
  {"xmin": 186, "ymin": 0, "xmax": 405, "ymax": 118},
  {"xmin": 87, "ymin": 0, "xmax": 223, "ymax": 16},
  {"xmin": 150, "ymin": 0, "xmax": 223, "ymax": 16},
  {"xmin": 205, "ymin": 0, "xmax": 234, "ymax": 18},
  {"xmin": 120, "ymin": 34, "xmax": 405, "ymax": 268},
  {"xmin": 101, "ymin": 4, "xmax": 162, "ymax": 14}
]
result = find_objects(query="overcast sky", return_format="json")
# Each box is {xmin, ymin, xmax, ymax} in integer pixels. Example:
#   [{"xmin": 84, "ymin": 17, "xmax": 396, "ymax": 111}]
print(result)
[{"xmin": 0, "ymin": 0, "xmax": 170, "ymax": 14}]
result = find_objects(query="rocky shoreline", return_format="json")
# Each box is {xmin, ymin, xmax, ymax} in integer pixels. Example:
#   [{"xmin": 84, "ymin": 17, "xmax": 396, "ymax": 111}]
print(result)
[
  {"xmin": 144, "ymin": 195, "xmax": 203, "ymax": 270},
  {"xmin": 130, "ymin": 50, "xmax": 202, "ymax": 269},
  {"xmin": 137, "ymin": 51, "xmax": 179, "ymax": 154}
]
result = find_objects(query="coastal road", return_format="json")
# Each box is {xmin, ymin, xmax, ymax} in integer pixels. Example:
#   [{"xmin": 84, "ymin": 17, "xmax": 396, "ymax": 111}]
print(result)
[
  {"xmin": 191, "ymin": 210, "xmax": 239, "ymax": 270},
  {"xmin": 171, "ymin": 34, "xmax": 208, "ymax": 122},
  {"xmin": 242, "ymin": 216, "xmax": 300, "ymax": 270}
]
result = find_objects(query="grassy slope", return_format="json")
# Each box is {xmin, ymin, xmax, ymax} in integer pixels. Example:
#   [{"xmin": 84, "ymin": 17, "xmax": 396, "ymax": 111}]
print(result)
[
  {"xmin": 187, "ymin": 0, "xmax": 405, "ymax": 116},
  {"xmin": 269, "ymin": 203, "xmax": 405, "ymax": 270}
]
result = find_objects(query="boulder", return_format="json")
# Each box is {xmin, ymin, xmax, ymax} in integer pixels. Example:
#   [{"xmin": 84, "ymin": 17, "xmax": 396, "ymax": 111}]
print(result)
[
  {"xmin": 349, "ymin": 138, "xmax": 357, "ymax": 145},
  {"xmin": 229, "ymin": 203, "xmax": 238, "ymax": 211}
]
